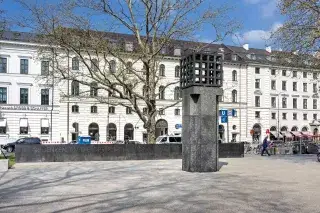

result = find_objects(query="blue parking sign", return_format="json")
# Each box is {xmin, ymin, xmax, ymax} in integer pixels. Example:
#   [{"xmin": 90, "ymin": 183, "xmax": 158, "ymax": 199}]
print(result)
[
  {"xmin": 221, "ymin": 116, "xmax": 228, "ymax": 123},
  {"xmin": 220, "ymin": 110, "xmax": 228, "ymax": 117}
]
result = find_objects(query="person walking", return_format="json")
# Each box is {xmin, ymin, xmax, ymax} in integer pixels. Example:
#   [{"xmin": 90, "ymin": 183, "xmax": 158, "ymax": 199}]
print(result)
[{"xmin": 261, "ymin": 136, "xmax": 271, "ymax": 156}]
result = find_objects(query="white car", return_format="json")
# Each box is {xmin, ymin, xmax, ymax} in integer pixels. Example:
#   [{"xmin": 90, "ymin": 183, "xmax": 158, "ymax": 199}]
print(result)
[{"xmin": 156, "ymin": 135, "xmax": 182, "ymax": 144}]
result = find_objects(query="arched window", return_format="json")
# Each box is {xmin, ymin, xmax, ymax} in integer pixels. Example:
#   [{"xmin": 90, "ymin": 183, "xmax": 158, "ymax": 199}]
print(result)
[
  {"xmin": 174, "ymin": 87, "xmax": 181, "ymax": 100},
  {"xmin": 88, "ymin": 123, "xmax": 99, "ymax": 140},
  {"xmin": 291, "ymin": 126, "xmax": 298, "ymax": 131},
  {"xmin": 107, "ymin": 123, "xmax": 117, "ymax": 141},
  {"xmin": 126, "ymin": 61, "xmax": 132, "ymax": 73},
  {"xmin": 71, "ymin": 105, "xmax": 79, "ymax": 113},
  {"xmin": 159, "ymin": 64, "xmax": 165, "ymax": 76},
  {"xmin": 280, "ymin": 126, "xmax": 288, "ymax": 132},
  {"xmin": 91, "ymin": 59, "xmax": 99, "ymax": 72},
  {"xmin": 109, "ymin": 60, "xmax": 116, "ymax": 73},
  {"xmin": 232, "ymin": 70, "xmax": 237, "ymax": 81},
  {"xmin": 159, "ymin": 86, "xmax": 165, "ymax": 100},
  {"xmin": 142, "ymin": 85, "xmax": 147, "ymax": 97},
  {"xmin": 90, "ymin": 82, "xmax": 98, "ymax": 97},
  {"xmin": 302, "ymin": 126, "xmax": 308, "ymax": 132},
  {"xmin": 72, "ymin": 57, "xmax": 79, "ymax": 70},
  {"xmin": 232, "ymin": 90, "xmax": 237, "ymax": 102},
  {"xmin": 71, "ymin": 81, "xmax": 79, "ymax": 96},
  {"xmin": 175, "ymin": 65, "xmax": 180, "ymax": 77},
  {"xmin": 124, "ymin": 123, "xmax": 134, "ymax": 140},
  {"xmin": 270, "ymin": 126, "xmax": 277, "ymax": 131}
]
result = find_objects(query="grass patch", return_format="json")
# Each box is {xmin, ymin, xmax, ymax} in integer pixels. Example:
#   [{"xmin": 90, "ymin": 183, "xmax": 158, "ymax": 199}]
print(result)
[{"xmin": 0, "ymin": 154, "xmax": 15, "ymax": 168}]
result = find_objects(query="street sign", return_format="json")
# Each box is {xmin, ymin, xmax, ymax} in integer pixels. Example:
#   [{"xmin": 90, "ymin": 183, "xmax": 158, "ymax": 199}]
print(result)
[
  {"xmin": 175, "ymin": 124, "xmax": 182, "ymax": 129},
  {"xmin": 221, "ymin": 116, "xmax": 228, "ymax": 123},
  {"xmin": 220, "ymin": 110, "xmax": 228, "ymax": 117}
]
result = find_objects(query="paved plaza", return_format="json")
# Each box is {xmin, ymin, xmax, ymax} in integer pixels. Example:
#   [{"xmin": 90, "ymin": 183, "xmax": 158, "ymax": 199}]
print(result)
[{"xmin": 0, "ymin": 155, "xmax": 320, "ymax": 213}]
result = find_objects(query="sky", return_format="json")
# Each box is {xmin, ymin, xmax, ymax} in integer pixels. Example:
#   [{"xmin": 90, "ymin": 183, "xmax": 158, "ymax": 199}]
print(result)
[{"xmin": 1, "ymin": 0, "xmax": 285, "ymax": 49}]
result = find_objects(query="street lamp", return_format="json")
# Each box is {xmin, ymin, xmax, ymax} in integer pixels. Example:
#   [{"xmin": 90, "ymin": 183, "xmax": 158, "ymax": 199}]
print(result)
[{"xmin": 277, "ymin": 91, "xmax": 286, "ymax": 139}]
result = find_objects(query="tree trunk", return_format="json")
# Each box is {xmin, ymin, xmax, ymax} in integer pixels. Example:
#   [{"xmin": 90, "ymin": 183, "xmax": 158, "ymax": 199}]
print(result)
[{"xmin": 146, "ymin": 116, "xmax": 156, "ymax": 144}]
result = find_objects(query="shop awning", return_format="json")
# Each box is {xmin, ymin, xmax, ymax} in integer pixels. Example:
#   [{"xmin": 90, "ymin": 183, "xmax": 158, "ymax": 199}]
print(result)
[
  {"xmin": 41, "ymin": 119, "xmax": 49, "ymax": 128},
  {"xmin": 301, "ymin": 132, "xmax": 314, "ymax": 137},
  {"xmin": 19, "ymin": 118, "xmax": 28, "ymax": 127},
  {"xmin": 270, "ymin": 131, "xmax": 283, "ymax": 138},
  {"xmin": 0, "ymin": 118, "xmax": 6, "ymax": 127},
  {"xmin": 291, "ymin": 131, "xmax": 302, "ymax": 137},
  {"xmin": 281, "ymin": 131, "xmax": 292, "ymax": 138}
]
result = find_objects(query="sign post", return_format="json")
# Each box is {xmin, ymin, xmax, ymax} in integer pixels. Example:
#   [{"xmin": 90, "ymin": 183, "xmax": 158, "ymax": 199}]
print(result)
[{"xmin": 220, "ymin": 110, "xmax": 229, "ymax": 143}]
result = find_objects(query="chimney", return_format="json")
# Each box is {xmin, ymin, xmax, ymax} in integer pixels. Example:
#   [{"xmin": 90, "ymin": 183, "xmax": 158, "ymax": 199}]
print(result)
[
  {"xmin": 266, "ymin": 46, "xmax": 271, "ymax": 53},
  {"xmin": 243, "ymin": 44, "xmax": 249, "ymax": 51}
]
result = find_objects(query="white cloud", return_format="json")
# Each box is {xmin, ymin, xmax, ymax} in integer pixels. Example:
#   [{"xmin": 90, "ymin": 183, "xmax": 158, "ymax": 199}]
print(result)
[
  {"xmin": 232, "ymin": 22, "xmax": 282, "ymax": 46},
  {"xmin": 244, "ymin": 0, "xmax": 279, "ymax": 18}
]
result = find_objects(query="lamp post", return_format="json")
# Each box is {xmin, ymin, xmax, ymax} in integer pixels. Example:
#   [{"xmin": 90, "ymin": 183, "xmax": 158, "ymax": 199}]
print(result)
[{"xmin": 277, "ymin": 91, "xmax": 285, "ymax": 139}]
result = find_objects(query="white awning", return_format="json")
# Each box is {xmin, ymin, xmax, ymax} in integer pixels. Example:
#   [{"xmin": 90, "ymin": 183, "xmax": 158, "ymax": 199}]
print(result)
[
  {"xmin": 41, "ymin": 119, "xmax": 49, "ymax": 128},
  {"xmin": 0, "ymin": 118, "xmax": 6, "ymax": 127},
  {"xmin": 20, "ymin": 118, "xmax": 28, "ymax": 127}
]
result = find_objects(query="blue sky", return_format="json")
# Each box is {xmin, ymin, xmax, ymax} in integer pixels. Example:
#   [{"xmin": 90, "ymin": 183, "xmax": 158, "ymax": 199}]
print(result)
[{"xmin": 1, "ymin": 0, "xmax": 284, "ymax": 49}]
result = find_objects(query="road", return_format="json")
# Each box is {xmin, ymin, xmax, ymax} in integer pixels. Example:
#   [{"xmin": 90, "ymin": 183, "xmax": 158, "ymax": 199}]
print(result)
[{"xmin": 0, "ymin": 155, "xmax": 319, "ymax": 213}]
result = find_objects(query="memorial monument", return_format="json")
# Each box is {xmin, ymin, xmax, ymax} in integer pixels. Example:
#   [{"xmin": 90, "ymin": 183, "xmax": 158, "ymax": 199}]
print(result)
[{"xmin": 180, "ymin": 52, "xmax": 223, "ymax": 172}]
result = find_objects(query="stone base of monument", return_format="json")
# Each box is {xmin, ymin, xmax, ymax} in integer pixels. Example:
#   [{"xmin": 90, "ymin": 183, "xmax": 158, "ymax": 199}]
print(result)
[
  {"xmin": 0, "ymin": 159, "xmax": 9, "ymax": 172},
  {"xmin": 182, "ymin": 87, "xmax": 223, "ymax": 173}
]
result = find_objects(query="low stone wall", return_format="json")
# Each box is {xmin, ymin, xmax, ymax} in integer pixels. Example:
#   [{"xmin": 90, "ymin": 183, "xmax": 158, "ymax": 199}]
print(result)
[{"xmin": 16, "ymin": 143, "xmax": 244, "ymax": 163}]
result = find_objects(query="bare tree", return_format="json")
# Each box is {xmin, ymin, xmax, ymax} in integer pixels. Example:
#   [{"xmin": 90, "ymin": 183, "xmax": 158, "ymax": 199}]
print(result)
[{"xmin": 16, "ymin": 0, "xmax": 238, "ymax": 143}]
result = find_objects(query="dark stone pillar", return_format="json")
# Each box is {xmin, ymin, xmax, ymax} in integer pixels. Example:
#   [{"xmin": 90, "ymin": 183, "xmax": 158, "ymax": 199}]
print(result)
[{"xmin": 182, "ymin": 86, "xmax": 223, "ymax": 172}]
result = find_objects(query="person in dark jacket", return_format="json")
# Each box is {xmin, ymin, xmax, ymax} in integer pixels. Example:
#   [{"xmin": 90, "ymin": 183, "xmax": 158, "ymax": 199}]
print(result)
[{"xmin": 261, "ymin": 137, "xmax": 271, "ymax": 156}]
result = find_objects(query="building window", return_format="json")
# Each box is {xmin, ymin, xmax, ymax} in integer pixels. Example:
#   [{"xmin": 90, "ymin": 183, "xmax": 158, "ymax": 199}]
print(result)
[
  {"xmin": 271, "ymin": 80, "xmax": 276, "ymax": 90},
  {"xmin": 282, "ymin": 81, "xmax": 287, "ymax": 91},
  {"xmin": 293, "ymin": 98, "xmax": 297, "ymax": 109},
  {"xmin": 20, "ymin": 88, "xmax": 28, "ymax": 104},
  {"xmin": 314, "ymin": 114, "xmax": 318, "ymax": 120},
  {"xmin": 232, "ymin": 70, "xmax": 237, "ymax": 81},
  {"xmin": 271, "ymin": 97, "xmax": 276, "ymax": 108},
  {"xmin": 72, "ymin": 57, "xmax": 79, "ymax": 70},
  {"xmin": 109, "ymin": 106, "xmax": 115, "ymax": 114},
  {"xmin": 232, "ymin": 90, "xmax": 237, "ymax": 102},
  {"xmin": 143, "ymin": 107, "xmax": 148, "ymax": 115},
  {"xmin": 313, "ymin": 99, "xmax": 317, "ymax": 109},
  {"xmin": 20, "ymin": 59, "xmax": 28, "ymax": 74},
  {"xmin": 159, "ymin": 86, "xmax": 165, "ymax": 100},
  {"xmin": 107, "ymin": 123, "xmax": 117, "ymax": 141},
  {"xmin": 41, "ymin": 61, "xmax": 49, "ymax": 75},
  {"xmin": 282, "ymin": 113, "xmax": 287, "ymax": 120},
  {"xmin": 41, "ymin": 119, "xmax": 49, "ymax": 135},
  {"xmin": 271, "ymin": 113, "xmax": 276, "ymax": 119},
  {"xmin": 313, "ymin": 72, "xmax": 318, "ymax": 80},
  {"xmin": 303, "ymin": 99, "xmax": 308, "ymax": 109},
  {"xmin": 232, "ymin": 54, "xmax": 237, "ymax": 61},
  {"xmin": 0, "ymin": 120, "xmax": 6, "ymax": 134},
  {"xmin": 255, "ymin": 67, "xmax": 260, "ymax": 74},
  {"xmin": 41, "ymin": 89, "xmax": 49, "ymax": 105},
  {"xmin": 125, "ymin": 42, "xmax": 133, "ymax": 52},
  {"xmin": 159, "ymin": 108, "xmax": 165, "ymax": 115},
  {"xmin": 293, "ymin": 71, "xmax": 297, "ymax": 77},
  {"xmin": 303, "ymin": 72, "xmax": 307, "ymax": 78},
  {"xmin": 313, "ymin": 84, "xmax": 318, "ymax": 93},
  {"xmin": 293, "ymin": 82, "xmax": 297, "ymax": 91},
  {"xmin": 255, "ymin": 96, "xmax": 260, "ymax": 107},
  {"xmin": 282, "ymin": 97, "xmax": 287, "ymax": 108},
  {"xmin": 282, "ymin": 70, "xmax": 286, "ymax": 76},
  {"xmin": 91, "ymin": 106, "xmax": 98, "ymax": 113},
  {"xmin": 174, "ymin": 108, "xmax": 180, "ymax": 115},
  {"xmin": 174, "ymin": 87, "xmax": 181, "ymax": 100},
  {"xmin": 0, "ymin": 87, "xmax": 7, "ymax": 104},
  {"xmin": 20, "ymin": 127, "xmax": 28, "ymax": 135},
  {"xmin": 174, "ymin": 48, "xmax": 181, "ymax": 56},
  {"xmin": 255, "ymin": 111, "xmax": 260, "ymax": 118},
  {"xmin": 255, "ymin": 79, "xmax": 260, "ymax": 89},
  {"xmin": 0, "ymin": 57, "xmax": 7, "ymax": 73},
  {"xmin": 72, "ymin": 105, "xmax": 79, "ymax": 113},
  {"xmin": 71, "ymin": 81, "xmax": 80, "ymax": 96},
  {"xmin": 159, "ymin": 64, "xmax": 165, "ymax": 76},
  {"xmin": 126, "ymin": 107, "xmax": 132, "ymax": 114},
  {"xmin": 293, "ymin": 113, "xmax": 297, "ymax": 120},
  {"xmin": 271, "ymin": 69, "xmax": 276, "ymax": 75},
  {"xmin": 303, "ymin": 83, "xmax": 308, "ymax": 92},
  {"xmin": 90, "ymin": 82, "xmax": 98, "ymax": 97},
  {"xmin": 109, "ymin": 60, "xmax": 116, "ymax": 73},
  {"xmin": 303, "ymin": 114, "xmax": 308, "ymax": 120},
  {"xmin": 91, "ymin": 59, "xmax": 99, "ymax": 72},
  {"xmin": 175, "ymin": 66, "xmax": 180, "ymax": 77}
]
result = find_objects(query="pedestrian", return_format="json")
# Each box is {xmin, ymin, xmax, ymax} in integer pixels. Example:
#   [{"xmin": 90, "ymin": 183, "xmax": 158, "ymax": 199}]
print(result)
[{"xmin": 261, "ymin": 136, "xmax": 271, "ymax": 156}]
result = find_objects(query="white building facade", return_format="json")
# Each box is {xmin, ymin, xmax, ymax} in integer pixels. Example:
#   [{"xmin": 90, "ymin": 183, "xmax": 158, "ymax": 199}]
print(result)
[{"xmin": 0, "ymin": 32, "xmax": 319, "ymax": 144}]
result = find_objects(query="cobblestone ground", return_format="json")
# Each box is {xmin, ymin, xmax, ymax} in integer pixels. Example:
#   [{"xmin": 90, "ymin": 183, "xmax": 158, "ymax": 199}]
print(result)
[{"xmin": 0, "ymin": 155, "xmax": 319, "ymax": 213}]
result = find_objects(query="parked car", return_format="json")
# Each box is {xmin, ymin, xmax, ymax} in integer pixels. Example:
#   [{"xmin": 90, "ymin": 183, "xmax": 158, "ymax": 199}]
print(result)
[
  {"xmin": 1, "ymin": 137, "xmax": 41, "ymax": 153},
  {"xmin": 156, "ymin": 135, "xmax": 182, "ymax": 144}
]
